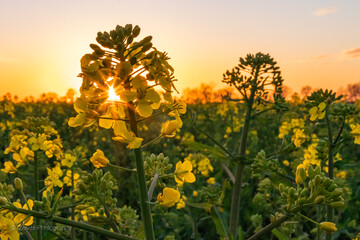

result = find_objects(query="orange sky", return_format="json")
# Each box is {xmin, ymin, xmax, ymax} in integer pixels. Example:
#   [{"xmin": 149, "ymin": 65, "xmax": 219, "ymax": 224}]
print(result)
[{"xmin": 0, "ymin": 0, "xmax": 359, "ymax": 99}]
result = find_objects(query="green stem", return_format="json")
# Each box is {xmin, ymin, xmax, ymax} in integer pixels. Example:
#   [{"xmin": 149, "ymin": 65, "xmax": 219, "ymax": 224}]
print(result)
[
  {"xmin": 325, "ymin": 109, "xmax": 334, "ymax": 240},
  {"xmin": 229, "ymin": 86, "xmax": 255, "ymax": 238},
  {"xmin": 0, "ymin": 205, "xmax": 137, "ymax": 240},
  {"xmin": 297, "ymin": 213, "xmax": 319, "ymax": 225},
  {"xmin": 34, "ymin": 151, "xmax": 42, "ymax": 240},
  {"xmin": 71, "ymin": 169, "xmax": 75, "ymax": 240},
  {"xmin": 108, "ymin": 163, "xmax": 136, "ymax": 172},
  {"xmin": 128, "ymin": 104, "xmax": 155, "ymax": 240},
  {"xmin": 247, "ymin": 206, "xmax": 302, "ymax": 240}
]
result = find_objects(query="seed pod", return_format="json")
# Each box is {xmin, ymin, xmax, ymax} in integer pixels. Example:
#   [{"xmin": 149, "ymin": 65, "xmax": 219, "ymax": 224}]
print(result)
[{"xmin": 314, "ymin": 195, "xmax": 325, "ymax": 204}]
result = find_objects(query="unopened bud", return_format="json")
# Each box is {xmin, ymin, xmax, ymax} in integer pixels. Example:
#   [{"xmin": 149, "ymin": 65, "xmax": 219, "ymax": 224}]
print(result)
[
  {"xmin": 330, "ymin": 201, "xmax": 344, "ymax": 208},
  {"xmin": 14, "ymin": 178, "xmax": 23, "ymax": 190},
  {"xmin": 320, "ymin": 222, "xmax": 337, "ymax": 233},
  {"xmin": 0, "ymin": 196, "xmax": 8, "ymax": 205},
  {"xmin": 314, "ymin": 196, "xmax": 325, "ymax": 204}
]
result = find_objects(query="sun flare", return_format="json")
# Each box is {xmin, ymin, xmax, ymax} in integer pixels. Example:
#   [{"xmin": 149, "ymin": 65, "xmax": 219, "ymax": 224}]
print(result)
[{"xmin": 107, "ymin": 85, "xmax": 120, "ymax": 101}]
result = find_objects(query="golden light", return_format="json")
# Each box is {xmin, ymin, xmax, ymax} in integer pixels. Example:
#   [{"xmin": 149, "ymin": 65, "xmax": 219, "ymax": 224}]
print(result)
[{"xmin": 107, "ymin": 85, "xmax": 120, "ymax": 101}]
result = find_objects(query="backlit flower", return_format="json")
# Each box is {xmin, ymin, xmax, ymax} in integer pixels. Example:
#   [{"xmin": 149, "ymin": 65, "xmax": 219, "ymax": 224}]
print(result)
[
  {"xmin": 309, "ymin": 102, "xmax": 326, "ymax": 121},
  {"xmin": 90, "ymin": 149, "xmax": 109, "ymax": 168}
]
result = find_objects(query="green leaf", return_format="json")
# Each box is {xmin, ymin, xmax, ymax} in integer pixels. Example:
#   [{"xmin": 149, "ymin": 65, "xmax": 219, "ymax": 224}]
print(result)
[
  {"xmin": 211, "ymin": 206, "xmax": 230, "ymax": 240},
  {"xmin": 271, "ymin": 229, "xmax": 290, "ymax": 240}
]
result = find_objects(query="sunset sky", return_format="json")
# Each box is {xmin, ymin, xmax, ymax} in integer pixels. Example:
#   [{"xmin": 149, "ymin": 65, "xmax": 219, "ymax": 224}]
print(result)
[{"xmin": 0, "ymin": 0, "xmax": 359, "ymax": 98}]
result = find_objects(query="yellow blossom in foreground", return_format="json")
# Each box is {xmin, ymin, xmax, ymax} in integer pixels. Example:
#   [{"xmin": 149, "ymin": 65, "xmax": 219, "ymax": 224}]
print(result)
[
  {"xmin": 157, "ymin": 188, "xmax": 180, "ymax": 207},
  {"xmin": 292, "ymin": 128, "xmax": 306, "ymax": 147},
  {"xmin": 174, "ymin": 160, "xmax": 196, "ymax": 184},
  {"xmin": 309, "ymin": 102, "xmax": 326, "ymax": 121},
  {"xmin": 0, "ymin": 214, "xmax": 19, "ymax": 240},
  {"xmin": 161, "ymin": 120, "xmax": 180, "ymax": 137},
  {"xmin": 13, "ymin": 200, "xmax": 34, "ymax": 226},
  {"xmin": 61, "ymin": 153, "xmax": 76, "ymax": 168},
  {"xmin": 90, "ymin": 149, "xmax": 110, "ymax": 168},
  {"xmin": 2, "ymin": 162, "xmax": 17, "ymax": 174},
  {"xmin": 207, "ymin": 177, "xmax": 215, "ymax": 184},
  {"xmin": 320, "ymin": 222, "xmax": 337, "ymax": 233}
]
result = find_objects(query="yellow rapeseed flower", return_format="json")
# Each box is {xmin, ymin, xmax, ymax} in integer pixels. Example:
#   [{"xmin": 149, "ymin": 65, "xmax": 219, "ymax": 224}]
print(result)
[
  {"xmin": 176, "ymin": 195, "xmax": 187, "ymax": 209},
  {"xmin": 350, "ymin": 123, "xmax": 360, "ymax": 144},
  {"xmin": 193, "ymin": 190, "xmax": 198, "ymax": 197},
  {"xmin": 63, "ymin": 170, "xmax": 80, "ymax": 187},
  {"xmin": 161, "ymin": 120, "xmax": 180, "ymax": 137},
  {"xmin": 207, "ymin": 177, "xmax": 215, "ymax": 184},
  {"xmin": 44, "ymin": 166, "xmax": 64, "ymax": 191},
  {"xmin": 309, "ymin": 102, "xmax": 326, "ymax": 121},
  {"xmin": 174, "ymin": 160, "xmax": 196, "ymax": 184},
  {"xmin": 90, "ymin": 149, "xmax": 110, "ymax": 168},
  {"xmin": 0, "ymin": 214, "xmax": 19, "ymax": 240},
  {"xmin": 292, "ymin": 128, "xmax": 306, "ymax": 147},
  {"xmin": 2, "ymin": 162, "xmax": 17, "ymax": 174},
  {"xmin": 61, "ymin": 153, "xmax": 77, "ymax": 168},
  {"xmin": 282, "ymin": 160, "xmax": 290, "ymax": 166},
  {"xmin": 157, "ymin": 188, "xmax": 180, "ymax": 207},
  {"xmin": 13, "ymin": 200, "xmax": 34, "ymax": 226}
]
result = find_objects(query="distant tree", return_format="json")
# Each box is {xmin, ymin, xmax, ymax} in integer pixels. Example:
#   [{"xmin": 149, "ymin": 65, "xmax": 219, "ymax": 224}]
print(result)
[
  {"xmin": 301, "ymin": 85, "xmax": 312, "ymax": 98},
  {"xmin": 280, "ymin": 85, "xmax": 292, "ymax": 99},
  {"xmin": 346, "ymin": 82, "xmax": 360, "ymax": 102},
  {"xmin": 180, "ymin": 83, "xmax": 237, "ymax": 104}
]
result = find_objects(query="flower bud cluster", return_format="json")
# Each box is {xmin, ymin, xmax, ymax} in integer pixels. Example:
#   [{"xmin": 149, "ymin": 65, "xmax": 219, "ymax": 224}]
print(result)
[{"xmin": 279, "ymin": 165, "xmax": 344, "ymax": 210}]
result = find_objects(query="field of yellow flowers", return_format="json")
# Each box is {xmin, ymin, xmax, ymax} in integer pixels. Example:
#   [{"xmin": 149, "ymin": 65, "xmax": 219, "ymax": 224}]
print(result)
[{"xmin": 1, "ymin": 24, "xmax": 360, "ymax": 240}]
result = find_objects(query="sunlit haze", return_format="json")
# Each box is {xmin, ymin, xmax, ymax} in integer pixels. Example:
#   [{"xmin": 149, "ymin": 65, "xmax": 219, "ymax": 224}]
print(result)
[{"xmin": 1, "ymin": 0, "xmax": 359, "ymax": 99}]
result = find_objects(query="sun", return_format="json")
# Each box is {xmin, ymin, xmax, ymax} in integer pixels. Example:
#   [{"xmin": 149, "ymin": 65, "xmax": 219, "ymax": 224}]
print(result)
[{"xmin": 107, "ymin": 85, "xmax": 120, "ymax": 101}]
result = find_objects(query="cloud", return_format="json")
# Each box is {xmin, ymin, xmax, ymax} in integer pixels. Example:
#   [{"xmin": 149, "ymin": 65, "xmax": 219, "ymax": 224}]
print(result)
[
  {"xmin": 313, "ymin": 7, "xmax": 338, "ymax": 16},
  {"xmin": 343, "ymin": 47, "xmax": 360, "ymax": 58}
]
